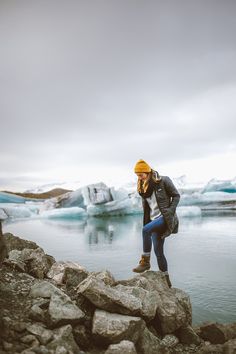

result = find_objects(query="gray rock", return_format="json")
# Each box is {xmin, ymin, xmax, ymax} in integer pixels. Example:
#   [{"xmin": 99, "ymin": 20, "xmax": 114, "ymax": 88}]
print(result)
[
  {"xmin": 92, "ymin": 309, "xmax": 145, "ymax": 345},
  {"xmin": 160, "ymin": 334, "xmax": 179, "ymax": 348},
  {"xmin": 47, "ymin": 324, "xmax": 81, "ymax": 353},
  {"xmin": 26, "ymin": 323, "xmax": 53, "ymax": 345},
  {"xmin": 105, "ymin": 340, "xmax": 137, "ymax": 354},
  {"xmin": 48, "ymin": 291, "xmax": 85, "ymax": 326},
  {"xmin": 154, "ymin": 288, "xmax": 192, "ymax": 334},
  {"xmin": 176, "ymin": 324, "xmax": 201, "ymax": 345},
  {"xmin": 4, "ymin": 232, "xmax": 38, "ymax": 252},
  {"xmin": 30, "ymin": 280, "xmax": 61, "ymax": 298},
  {"xmin": 47, "ymin": 261, "xmax": 88, "ymax": 286},
  {"xmin": 197, "ymin": 343, "xmax": 224, "ymax": 353},
  {"xmin": 136, "ymin": 327, "xmax": 161, "ymax": 354},
  {"xmin": 77, "ymin": 274, "xmax": 159, "ymax": 320},
  {"xmin": 63, "ymin": 266, "xmax": 89, "ymax": 288},
  {"xmin": 91, "ymin": 270, "xmax": 116, "ymax": 286}
]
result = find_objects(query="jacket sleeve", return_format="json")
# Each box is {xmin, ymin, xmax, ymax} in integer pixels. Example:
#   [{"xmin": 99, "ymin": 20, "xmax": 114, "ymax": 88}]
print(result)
[{"xmin": 164, "ymin": 176, "xmax": 180, "ymax": 213}]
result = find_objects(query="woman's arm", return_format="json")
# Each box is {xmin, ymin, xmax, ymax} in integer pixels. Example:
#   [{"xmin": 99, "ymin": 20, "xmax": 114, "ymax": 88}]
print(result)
[{"xmin": 164, "ymin": 176, "xmax": 180, "ymax": 213}]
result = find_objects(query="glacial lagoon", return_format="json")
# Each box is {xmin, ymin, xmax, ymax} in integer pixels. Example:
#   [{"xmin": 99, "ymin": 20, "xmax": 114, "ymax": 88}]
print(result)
[{"xmin": 4, "ymin": 212, "xmax": 236, "ymax": 325}]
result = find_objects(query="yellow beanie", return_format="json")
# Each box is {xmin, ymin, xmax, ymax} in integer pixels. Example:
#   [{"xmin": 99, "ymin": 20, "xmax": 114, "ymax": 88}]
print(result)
[{"xmin": 134, "ymin": 159, "xmax": 152, "ymax": 173}]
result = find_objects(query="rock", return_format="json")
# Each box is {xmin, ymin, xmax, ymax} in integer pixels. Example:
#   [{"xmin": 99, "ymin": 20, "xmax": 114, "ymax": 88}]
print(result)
[
  {"xmin": 91, "ymin": 270, "xmax": 116, "ymax": 286},
  {"xmin": 6, "ymin": 247, "xmax": 55, "ymax": 278},
  {"xmin": 136, "ymin": 327, "xmax": 161, "ymax": 354},
  {"xmin": 77, "ymin": 274, "xmax": 158, "ymax": 320},
  {"xmin": 199, "ymin": 322, "xmax": 229, "ymax": 344},
  {"xmin": 47, "ymin": 324, "xmax": 81, "ymax": 353},
  {"xmin": 63, "ymin": 266, "xmax": 89, "ymax": 288},
  {"xmin": 48, "ymin": 291, "xmax": 85, "ymax": 327},
  {"xmin": 160, "ymin": 334, "xmax": 179, "ymax": 348},
  {"xmin": 26, "ymin": 323, "xmax": 53, "ymax": 345},
  {"xmin": 176, "ymin": 324, "xmax": 201, "ymax": 345},
  {"xmin": 30, "ymin": 280, "xmax": 61, "ymax": 298},
  {"xmin": 223, "ymin": 338, "xmax": 236, "ymax": 354},
  {"xmin": 0, "ymin": 221, "xmax": 8, "ymax": 263},
  {"xmin": 47, "ymin": 261, "xmax": 88, "ymax": 286},
  {"xmin": 105, "ymin": 340, "xmax": 137, "ymax": 354},
  {"xmin": 154, "ymin": 288, "xmax": 192, "ymax": 334},
  {"xmin": 92, "ymin": 309, "xmax": 145, "ymax": 345},
  {"xmin": 4, "ymin": 232, "xmax": 38, "ymax": 252},
  {"xmin": 197, "ymin": 343, "xmax": 224, "ymax": 353}
]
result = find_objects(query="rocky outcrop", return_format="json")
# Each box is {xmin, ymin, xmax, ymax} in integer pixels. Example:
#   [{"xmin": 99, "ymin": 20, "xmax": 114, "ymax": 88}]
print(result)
[{"xmin": 0, "ymin": 232, "xmax": 235, "ymax": 354}]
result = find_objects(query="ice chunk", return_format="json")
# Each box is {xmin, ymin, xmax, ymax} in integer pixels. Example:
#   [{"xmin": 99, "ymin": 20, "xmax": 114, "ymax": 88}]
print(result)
[
  {"xmin": 0, "ymin": 208, "xmax": 8, "ymax": 220},
  {"xmin": 0, "ymin": 204, "xmax": 32, "ymax": 218},
  {"xmin": 0, "ymin": 192, "xmax": 26, "ymax": 204},
  {"xmin": 82, "ymin": 182, "xmax": 113, "ymax": 205},
  {"xmin": 40, "ymin": 207, "xmax": 87, "ymax": 219},
  {"xmin": 87, "ymin": 197, "xmax": 142, "ymax": 216},
  {"xmin": 202, "ymin": 177, "xmax": 236, "ymax": 193},
  {"xmin": 177, "ymin": 206, "xmax": 201, "ymax": 217}
]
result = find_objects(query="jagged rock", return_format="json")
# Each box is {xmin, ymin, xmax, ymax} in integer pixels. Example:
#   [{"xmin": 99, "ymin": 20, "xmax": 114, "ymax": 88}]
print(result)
[
  {"xmin": 0, "ymin": 221, "xmax": 8, "ymax": 263},
  {"xmin": 77, "ymin": 274, "xmax": 158, "ymax": 320},
  {"xmin": 91, "ymin": 270, "xmax": 116, "ymax": 286},
  {"xmin": 30, "ymin": 280, "xmax": 61, "ymax": 298},
  {"xmin": 26, "ymin": 323, "xmax": 53, "ymax": 345},
  {"xmin": 4, "ymin": 232, "xmax": 38, "ymax": 252},
  {"xmin": 136, "ymin": 327, "xmax": 161, "ymax": 354},
  {"xmin": 176, "ymin": 324, "xmax": 201, "ymax": 345},
  {"xmin": 105, "ymin": 340, "xmax": 137, "ymax": 354},
  {"xmin": 63, "ymin": 266, "xmax": 89, "ymax": 288},
  {"xmin": 47, "ymin": 261, "xmax": 88, "ymax": 286},
  {"xmin": 48, "ymin": 291, "xmax": 85, "ymax": 327},
  {"xmin": 47, "ymin": 324, "xmax": 81, "ymax": 353},
  {"xmin": 199, "ymin": 322, "xmax": 229, "ymax": 344},
  {"xmin": 6, "ymin": 247, "xmax": 55, "ymax": 278},
  {"xmin": 153, "ymin": 287, "xmax": 192, "ymax": 334},
  {"xmin": 92, "ymin": 309, "xmax": 145, "ymax": 345},
  {"xmin": 160, "ymin": 334, "xmax": 179, "ymax": 348}
]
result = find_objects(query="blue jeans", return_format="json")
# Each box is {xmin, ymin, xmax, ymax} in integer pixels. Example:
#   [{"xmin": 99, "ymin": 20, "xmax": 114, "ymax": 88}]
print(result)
[{"xmin": 142, "ymin": 215, "xmax": 168, "ymax": 272}]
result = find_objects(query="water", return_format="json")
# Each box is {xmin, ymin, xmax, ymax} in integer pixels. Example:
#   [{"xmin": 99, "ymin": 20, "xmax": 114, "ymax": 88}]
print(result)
[{"xmin": 3, "ymin": 213, "xmax": 236, "ymax": 325}]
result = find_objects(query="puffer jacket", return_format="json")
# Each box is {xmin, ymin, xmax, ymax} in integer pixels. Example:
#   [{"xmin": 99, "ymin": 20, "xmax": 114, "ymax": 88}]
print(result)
[{"xmin": 142, "ymin": 174, "xmax": 180, "ymax": 238}]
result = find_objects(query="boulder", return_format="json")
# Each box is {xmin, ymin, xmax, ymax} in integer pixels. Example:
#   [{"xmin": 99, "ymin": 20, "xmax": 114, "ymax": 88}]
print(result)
[
  {"xmin": 136, "ymin": 327, "xmax": 161, "ymax": 354},
  {"xmin": 4, "ymin": 232, "xmax": 38, "ymax": 252},
  {"xmin": 223, "ymin": 338, "xmax": 236, "ymax": 354},
  {"xmin": 77, "ymin": 273, "xmax": 160, "ymax": 320},
  {"xmin": 47, "ymin": 324, "xmax": 81, "ymax": 353},
  {"xmin": 199, "ymin": 322, "xmax": 229, "ymax": 344},
  {"xmin": 26, "ymin": 323, "xmax": 53, "ymax": 345},
  {"xmin": 92, "ymin": 309, "xmax": 145, "ymax": 345},
  {"xmin": 105, "ymin": 340, "xmax": 137, "ymax": 354},
  {"xmin": 47, "ymin": 261, "xmax": 88, "ymax": 286},
  {"xmin": 176, "ymin": 324, "xmax": 201, "ymax": 345}
]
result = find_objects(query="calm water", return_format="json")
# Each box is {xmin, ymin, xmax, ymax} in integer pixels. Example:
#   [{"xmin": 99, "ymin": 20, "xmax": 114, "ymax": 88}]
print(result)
[{"xmin": 3, "ymin": 213, "xmax": 236, "ymax": 325}]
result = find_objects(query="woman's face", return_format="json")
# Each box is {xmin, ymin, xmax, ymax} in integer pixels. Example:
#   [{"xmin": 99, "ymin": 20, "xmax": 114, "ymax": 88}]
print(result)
[{"xmin": 136, "ymin": 172, "xmax": 149, "ymax": 181}]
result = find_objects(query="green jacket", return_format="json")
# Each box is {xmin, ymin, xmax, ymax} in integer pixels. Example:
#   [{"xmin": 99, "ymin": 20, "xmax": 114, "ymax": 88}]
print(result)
[{"xmin": 142, "ymin": 175, "xmax": 180, "ymax": 238}]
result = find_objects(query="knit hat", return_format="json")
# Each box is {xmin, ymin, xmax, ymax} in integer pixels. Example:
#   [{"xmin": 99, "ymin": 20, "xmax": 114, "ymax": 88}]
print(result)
[{"xmin": 134, "ymin": 159, "xmax": 152, "ymax": 173}]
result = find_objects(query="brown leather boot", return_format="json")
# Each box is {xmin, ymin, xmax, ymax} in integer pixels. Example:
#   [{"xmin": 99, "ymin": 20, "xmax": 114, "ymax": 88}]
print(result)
[
  {"xmin": 165, "ymin": 274, "xmax": 172, "ymax": 288},
  {"xmin": 132, "ymin": 255, "xmax": 150, "ymax": 273}
]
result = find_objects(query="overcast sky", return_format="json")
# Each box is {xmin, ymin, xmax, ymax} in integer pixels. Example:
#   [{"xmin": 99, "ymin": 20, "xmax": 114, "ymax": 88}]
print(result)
[{"xmin": 1, "ymin": 0, "xmax": 236, "ymax": 191}]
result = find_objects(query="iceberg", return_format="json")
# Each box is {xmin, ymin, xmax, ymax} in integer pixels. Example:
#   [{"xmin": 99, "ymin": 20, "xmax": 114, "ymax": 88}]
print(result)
[
  {"xmin": 201, "ymin": 177, "xmax": 236, "ymax": 193},
  {"xmin": 0, "ymin": 192, "xmax": 26, "ymax": 204},
  {"xmin": 0, "ymin": 204, "xmax": 32, "ymax": 219},
  {"xmin": 40, "ymin": 207, "xmax": 87, "ymax": 219},
  {"xmin": 177, "ymin": 206, "xmax": 201, "ymax": 217}
]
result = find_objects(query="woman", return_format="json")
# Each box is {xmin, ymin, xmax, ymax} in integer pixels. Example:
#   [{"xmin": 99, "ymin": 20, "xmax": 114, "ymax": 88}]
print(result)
[{"xmin": 133, "ymin": 159, "xmax": 180, "ymax": 288}]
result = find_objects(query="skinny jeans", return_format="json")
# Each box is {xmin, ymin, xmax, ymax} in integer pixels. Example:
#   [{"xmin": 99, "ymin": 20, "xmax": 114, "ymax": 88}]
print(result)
[{"xmin": 142, "ymin": 215, "xmax": 168, "ymax": 272}]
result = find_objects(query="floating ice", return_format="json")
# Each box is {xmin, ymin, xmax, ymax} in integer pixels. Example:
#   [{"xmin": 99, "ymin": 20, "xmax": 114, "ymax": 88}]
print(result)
[
  {"xmin": 0, "ymin": 204, "xmax": 32, "ymax": 219},
  {"xmin": 40, "ymin": 207, "xmax": 87, "ymax": 219},
  {"xmin": 202, "ymin": 178, "xmax": 236, "ymax": 193},
  {"xmin": 177, "ymin": 206, "xmax": 201, "ymax": 217},
  {"xmin": 0, "ymin": 192, "xmax": 26, "ymax": 204},
  {"xmin": 0, "ymin": 208, "xmax": 8, "ymax": 220}
]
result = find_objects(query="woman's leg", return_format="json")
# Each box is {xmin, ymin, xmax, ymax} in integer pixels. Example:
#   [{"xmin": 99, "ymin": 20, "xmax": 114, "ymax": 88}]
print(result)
[
  {"xmin": 142, "ymin": 215, "xmax": 166, "ymax": 256},
  {"xmin": 152, "ymin": 232, "xmax": 168, "ymax": 272}
]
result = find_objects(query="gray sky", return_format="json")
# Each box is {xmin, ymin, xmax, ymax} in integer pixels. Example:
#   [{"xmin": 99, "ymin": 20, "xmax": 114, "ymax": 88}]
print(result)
[{"xmin": 1, "ymin": 0, "xmax": 236, "ymax": 191}]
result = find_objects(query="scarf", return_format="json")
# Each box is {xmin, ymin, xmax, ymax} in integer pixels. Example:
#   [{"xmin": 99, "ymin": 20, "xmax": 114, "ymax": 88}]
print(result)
[{"xmin": 137, "ymin": 170, "xmax": 161, "ymax": 198}]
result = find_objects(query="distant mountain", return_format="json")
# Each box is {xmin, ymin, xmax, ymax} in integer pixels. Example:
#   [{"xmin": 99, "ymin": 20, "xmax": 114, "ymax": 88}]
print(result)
[{"xmin": 1, "ymin": 188, "xmax": 72, "ymax": 200}]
